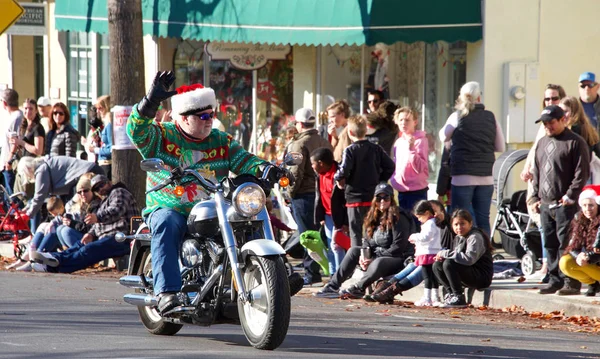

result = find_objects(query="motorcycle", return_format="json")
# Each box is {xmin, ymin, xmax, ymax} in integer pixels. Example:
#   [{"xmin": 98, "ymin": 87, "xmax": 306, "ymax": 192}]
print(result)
[{"xmin": 116, "ymin": 152, "xmax": 304, "ymax": 350}]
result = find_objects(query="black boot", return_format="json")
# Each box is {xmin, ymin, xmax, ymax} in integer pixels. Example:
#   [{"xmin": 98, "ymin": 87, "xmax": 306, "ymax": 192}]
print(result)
[
  {"xmin": 585, "ymin": 282, "xmax": 600, "ymax": 297},
  {"xmin": 372, "ymin": 279, "xmax": 412, "ymax": 303},
  {"xmin": 557, "ymin": 278, "xmax": 581, "ymax": 296}
]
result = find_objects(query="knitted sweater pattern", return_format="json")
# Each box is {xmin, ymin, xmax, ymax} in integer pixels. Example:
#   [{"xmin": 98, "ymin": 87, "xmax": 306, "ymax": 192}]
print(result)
[{"xmin": 127, "ymin": 105, "xmax": 266, "ymax": 216}]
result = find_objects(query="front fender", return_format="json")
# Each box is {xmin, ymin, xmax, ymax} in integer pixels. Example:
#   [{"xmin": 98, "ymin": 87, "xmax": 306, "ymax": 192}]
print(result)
[{"xmin": 240, "ymin": 239, "xmax": 285, "ymax": 263}]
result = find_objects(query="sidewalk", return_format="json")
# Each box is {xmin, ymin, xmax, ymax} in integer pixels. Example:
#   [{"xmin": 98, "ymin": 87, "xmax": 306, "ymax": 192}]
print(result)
[{"xmin": 300, "ymin": 263, "xmax": 600, "ymax": 318}]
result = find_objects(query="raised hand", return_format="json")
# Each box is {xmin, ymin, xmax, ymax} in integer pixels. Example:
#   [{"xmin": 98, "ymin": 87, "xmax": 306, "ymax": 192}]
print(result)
[{"xmin": 138, "ymin": 71, "xmax": 178, "ymax": 118}]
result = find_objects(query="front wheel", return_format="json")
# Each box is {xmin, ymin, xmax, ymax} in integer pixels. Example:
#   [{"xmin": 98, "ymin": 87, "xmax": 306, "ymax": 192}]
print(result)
[
  {"xmin": 137, "ymin": 250, "xmax": 183, "ymax": 336},
  {"xmin": 521, "ymin": 251, "xmax": 537, "ymax": 276},
  {"xmin": 238, "ymin": 255, "xmax": 291, "ymax": 350}
]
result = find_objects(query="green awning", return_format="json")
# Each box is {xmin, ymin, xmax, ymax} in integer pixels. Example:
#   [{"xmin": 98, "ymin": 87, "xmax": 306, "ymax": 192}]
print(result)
[{"xmin": 55, "ymin": 0, "xmax": 482, "ymax": 46}]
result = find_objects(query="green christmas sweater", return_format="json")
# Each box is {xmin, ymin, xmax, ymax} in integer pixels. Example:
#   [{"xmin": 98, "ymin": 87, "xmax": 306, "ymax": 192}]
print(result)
[{"xmin": 127, "ymin": 105, "xmax": 267, "ymax": 216}]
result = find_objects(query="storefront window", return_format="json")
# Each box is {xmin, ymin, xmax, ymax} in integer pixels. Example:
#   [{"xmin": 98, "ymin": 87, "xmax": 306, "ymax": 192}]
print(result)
[{"xmin": 174, "ymin": 40, "xmax": 205, "ymax": 88}]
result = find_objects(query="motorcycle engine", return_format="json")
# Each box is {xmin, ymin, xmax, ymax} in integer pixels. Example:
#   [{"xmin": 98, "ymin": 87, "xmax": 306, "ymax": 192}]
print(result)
[
  {"xmin": 187, "ymin": 199, "xmax": 220, "ymax": 238},
  {"xmin": 181, "ymin": 239, "xmax": 221, "ymax": 276}
]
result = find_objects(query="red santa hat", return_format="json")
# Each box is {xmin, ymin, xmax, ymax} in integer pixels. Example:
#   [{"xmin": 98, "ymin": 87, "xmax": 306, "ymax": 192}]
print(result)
[{"xmin": 170, "ymin": 84, "xmax": 217, "ymax": 116}]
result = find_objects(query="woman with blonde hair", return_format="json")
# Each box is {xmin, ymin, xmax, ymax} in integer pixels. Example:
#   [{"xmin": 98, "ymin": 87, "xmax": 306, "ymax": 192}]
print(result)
[
  {"xmin": 328, "ymin": 100, "xmax": 353, "ymax": 162},
  {"xmin": 88, "ymin": 95, "xmax": 113, "ymax": 179},
  {"xmin": 560, "ymin": 96, "xmax": 600, "ymax": 157},
  {"xmin": 439, "ymin": 81, "xmax": 506, "ymax": 236}
]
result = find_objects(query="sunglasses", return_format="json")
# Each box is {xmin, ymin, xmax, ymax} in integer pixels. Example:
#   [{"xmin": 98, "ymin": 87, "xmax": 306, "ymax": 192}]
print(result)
[
  {"xmin": 368, "ymin": 99, "xmax": 380, "ymax": 104},
  {"xmin": 92, "ymin": 182, "xmax": 106, "ymax": 192},
  {"xmin": 53, "ymin": 111, "xmax": 65, "ymax": 116},
  {"xmin": 191, "ymin": 112, "xmax": 215, "ymax": 121},
  {"xmin": 77, "ymin": 189, "xmax": 90, "ymax": 195},
  {"xmin": 580, "ymin": 83, "xmax": 597, "ymax": 89},
  {"xmin": 376, "ymin": 195, "xmax": 390, "ymax": 202},
  {"xmin": 544, "ymin": 96, "xmax": 560, "ymax": 102}
]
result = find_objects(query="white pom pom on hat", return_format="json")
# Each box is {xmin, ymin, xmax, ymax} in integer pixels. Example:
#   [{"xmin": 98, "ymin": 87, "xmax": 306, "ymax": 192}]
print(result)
[
  {"xmin": 578, "ymin": 188, "xmax": 600, "ymax": 207},
  {"xmin": 170, "ymin": 84, "xmax": 217, "ymax": 116}
]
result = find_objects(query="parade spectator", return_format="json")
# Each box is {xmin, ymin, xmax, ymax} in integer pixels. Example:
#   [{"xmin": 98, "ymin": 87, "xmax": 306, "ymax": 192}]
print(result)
[
  {"xmin": 83, "ymin": 102, "xmax": 103, "ymax": 163},
  {"xmin": 288, "ymin": 107, "xmax": 333, "ymax": 286},
  {"xmin": 560, "ymin": 96, "xmax": 600, "ymax": 159},
  {"xmin": 433, "ymin": 209, "xmax": 493, "ymax": 308},
  {"xmin": 367, "ymin": 89, "xmax": 384, "ymax": 113},
  {"xmin": 439, "ymin": 81, "xmax": 506, "ymax": 237},
  {"xmin": 49, "ymin": 102, "xmax": 80, "ymax": 158},
  {"xmin": 578, "ymin": 72, "xmax": 600, "ymax": 130},
  {"xmin": 89, "ymin": 95, "xmax": 113, "ymax": 179},
  {"xmin": 528, "ymin": 105, "xmax": 590, "ymax": 295},
  {"xmin": 311, "ymin": 147, "xmax": 347, "ymax": 274},
  {"xmin": 391, "ymin": 107, "xmax": 429, "ymax": 212},
  {"xmin": 408, "ymin": 200, "xmax": 442, "ymax": 306},
  {"xmin": 18, "ymin": 155, "xmax": 104, "ymax": 223},
  {"xmin": 521, "ymin": 84, "xmax": 567, "ymax": 283},
  {"xmin": 37, "ymin": 96, "xmax": 53, "ymax": 133},
  {"xmin": 14, "ymin": 98, "xmax": 46, "ymax": 157},
  {"xmin": 334, "ymin": 115, "xmax": 395, "ymax": 247},
  {"xmin": 365, "ymin": 111, "xmax": 396, "ymax": 156},
  {"xmin": 314, "ymin": 183, "xmax": 416, "ymax": 299},
  {"xmin": 1, "ymin": 88, "xmax": 23, "ymax": 195},
  {"xmin": 436, "ymin": 141, "xmax": 452, "ymax": 207},
  {"xmin": 559, "ymin": 189, "xmax": 600, "ymax": 296},
  {"xmin": 57, "ymin": 175, "xmax": 102, "ymax": 248},
  {"xmin": 367, "ymin": 199, "xmax": 456, "ymax": 303},
  {"xmin": 30, "ymin": 175, "xmax": 139, "ymax": 274},
  {"xmin": 328, "ymin": 100, "xmax": 352, "ymax": 162}
]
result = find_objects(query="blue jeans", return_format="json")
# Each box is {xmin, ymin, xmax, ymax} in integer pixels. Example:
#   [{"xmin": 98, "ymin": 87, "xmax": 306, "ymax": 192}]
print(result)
[
  {"xmin": 48, "ymin": 234, "xmax": 130, "ymax": 273},
  {"xmin": 323, "ymin": 214, "xmax": 345, "ymax": 274},
  {"xmin": 2, "ymin": 170, "xmax": 14, "ymax": 196},
  {"xmin": 57, "ymin": 225, "xmax": 84, "ymax": 248},
  {"xmin": 31, "ymin": 231, "xmax": 61, "ymax": 252},
  {"xmin": 451, "ymin": 184, "xmax": 494, "ymax": 237},
  {"xmin": 392, "ymin": 262, "xmax": 423, "ymax": 287},
  {"xmin": 397, "ymin": 188, "xmax": 428, "ymax": 213},
  {"xmin": 146, "ymin": 208, "xmax": 188, "ymax": 294},
  {"xmin": 29, "ymin": 212, "xmax": 41, "ymax": 234},
  {"xmin": 291, "ymin": 193, "xmax": 321, "ymax": 281}
]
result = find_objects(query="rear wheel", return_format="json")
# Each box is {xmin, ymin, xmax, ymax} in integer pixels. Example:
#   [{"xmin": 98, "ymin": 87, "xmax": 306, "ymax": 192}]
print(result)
[
  {"xmin": 521, "ymin": 251, "xmax": 537, "ymax": 276},
  {"xmin": 137, "ymin": 251, "xmax": 183, "ymax": 336},
  {"xmin": 238, "ymin": 255, "xmax": 290, "ymax": 350}
]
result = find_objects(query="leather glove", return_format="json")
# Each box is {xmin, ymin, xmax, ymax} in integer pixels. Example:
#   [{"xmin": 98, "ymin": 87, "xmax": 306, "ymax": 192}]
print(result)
[{"xmin": 138, "ymin": 71, "xmax": 178, "ymax": 119}]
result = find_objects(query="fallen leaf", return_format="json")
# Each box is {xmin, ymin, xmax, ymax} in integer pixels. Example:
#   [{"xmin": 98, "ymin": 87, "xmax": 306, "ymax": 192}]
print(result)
[
  {"xmin": 517, "ymin": 276, "xmax": 526, "ymax": 283},
  {"xmin": 481, "ymin": 338, "xmax": 491, "ymax": 342},
  {"xmin": 580, "ymin": 346, "xmax": 587, "ymax": 349},
  {"xmin": 412, "ymin": 324, "xmax": 423, "ymax": 327}
]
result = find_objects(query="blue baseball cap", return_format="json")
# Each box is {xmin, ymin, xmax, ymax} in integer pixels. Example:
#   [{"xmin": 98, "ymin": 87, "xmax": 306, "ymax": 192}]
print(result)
[{"xmin": 579, "ymin": 72, "xmax": 596, "ymax": 83}]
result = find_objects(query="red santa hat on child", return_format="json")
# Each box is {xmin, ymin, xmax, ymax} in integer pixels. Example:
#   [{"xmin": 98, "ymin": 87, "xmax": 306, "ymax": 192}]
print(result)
[{"xmin": 170, "ymin": 84, "xmax": 217, "ymax": 116}]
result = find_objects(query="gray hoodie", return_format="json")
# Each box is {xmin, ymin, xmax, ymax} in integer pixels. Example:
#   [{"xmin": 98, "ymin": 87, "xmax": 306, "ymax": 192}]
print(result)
[{"xmin": 26, "ymin": 156, "xmax": 98, "ymax": 217}]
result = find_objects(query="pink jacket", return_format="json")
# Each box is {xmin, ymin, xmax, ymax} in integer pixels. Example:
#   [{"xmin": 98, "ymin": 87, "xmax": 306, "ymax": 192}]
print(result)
[{"xmin": 390, "ymin": 130, "xmax": 429, "ymax": 192}]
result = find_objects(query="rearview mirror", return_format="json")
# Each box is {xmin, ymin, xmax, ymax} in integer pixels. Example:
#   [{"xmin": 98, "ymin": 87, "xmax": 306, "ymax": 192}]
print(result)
[
  {"xmin": 283, "ymin": 152, "xmax": 303, "ymax": 166},
  {"xmin": 140, "ymin": 159, "xmax": 166, "ymax": 172}
]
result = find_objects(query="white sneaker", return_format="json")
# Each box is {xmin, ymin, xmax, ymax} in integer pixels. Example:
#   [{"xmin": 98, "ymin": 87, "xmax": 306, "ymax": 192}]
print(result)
[
  {"xmin": 414, "ymin": 297, "xmax": 433, "ymax": 307},
  {"xmin": 15, "ymin": 262, "xmax": 33, "ymax": 272},
  {"xmin": 31, "ymin": 263, "xmax": 47, "ymax": 272},
  {"xmin": 6, "ymin": 260, "xmax": 23, "ymax": 270},
  {"xmin": 30, "ymin": 251, "xmax": 59, "ymax": 267}
]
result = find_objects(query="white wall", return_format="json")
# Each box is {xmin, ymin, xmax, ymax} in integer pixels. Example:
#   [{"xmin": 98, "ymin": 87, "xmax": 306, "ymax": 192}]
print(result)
[{"xmin": 292, "ymin": 46, "xmax": 316, "ymax": 111}]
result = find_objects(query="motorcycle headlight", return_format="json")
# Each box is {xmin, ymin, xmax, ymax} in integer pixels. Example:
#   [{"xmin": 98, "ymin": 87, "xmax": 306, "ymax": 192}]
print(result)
[
  {"xmin": 232, "ymin": 183, "xmax": 266, "ymax": 217},
  {"xmin": 181, "ymin": 240, "xmax": 202, "ymax": 268}
]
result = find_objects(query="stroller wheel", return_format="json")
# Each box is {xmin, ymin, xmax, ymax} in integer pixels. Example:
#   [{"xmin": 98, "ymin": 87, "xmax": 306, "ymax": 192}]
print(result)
[
  {"xmin": 14, "ymin": 244, "xmax": 27, "ymax": 261},
  {"xmin": 521, "ymin": 251, "xmax": 537, "ymax": 276},
  {"xmin": 493, "ymin": 254, "xmax": 505, "ymax": 261}
]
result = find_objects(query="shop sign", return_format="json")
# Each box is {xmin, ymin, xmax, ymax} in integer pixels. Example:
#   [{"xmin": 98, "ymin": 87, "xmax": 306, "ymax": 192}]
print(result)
[
  {"xmin": 111, "ymin": 106, "xmax": 136, "ymax": 150},
  {"xmin": 5, "ymin": 3, "xmax": 46, "ymax": 36},
  {"xmin": 0, "ymin": 0, "xmax": 24, "ymax": 36},
  {"xmin": 205, "ymin": 42, "xmax": 291, "ymax": 71}
]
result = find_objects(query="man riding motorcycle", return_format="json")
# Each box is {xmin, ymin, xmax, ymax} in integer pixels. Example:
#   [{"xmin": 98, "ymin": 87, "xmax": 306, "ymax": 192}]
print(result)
[{"xmin": 126, "ymin": 71, "xmax": 284, "ymax": 314}]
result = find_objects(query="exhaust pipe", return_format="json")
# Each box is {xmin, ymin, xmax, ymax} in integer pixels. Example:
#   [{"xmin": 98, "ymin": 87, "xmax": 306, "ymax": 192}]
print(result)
[
  {"xmin": 123, "ymin": 293, "xmax": 157, "ymax": 307},
  {"xmin": 119, "ymin": 275, "xmax": 151, "ymax": 289}
]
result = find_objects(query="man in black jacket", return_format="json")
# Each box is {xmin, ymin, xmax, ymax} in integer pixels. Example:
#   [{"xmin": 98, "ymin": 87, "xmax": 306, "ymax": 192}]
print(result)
[{"xmin": 528, "ymin": 105, "xmax": 590, "ymax": 295}]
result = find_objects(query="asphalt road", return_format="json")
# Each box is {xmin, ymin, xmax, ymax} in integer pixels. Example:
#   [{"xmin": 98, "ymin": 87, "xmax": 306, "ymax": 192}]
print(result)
[{"xmin": 1, "ymin": 271, "xmax": 599, "ymax": 359}]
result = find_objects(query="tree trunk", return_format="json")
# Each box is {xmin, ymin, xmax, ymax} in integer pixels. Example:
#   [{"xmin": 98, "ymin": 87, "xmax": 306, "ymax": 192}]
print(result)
[{"xmin": 107, "ymin": 0, "xmax": 146, "ymax": 206}]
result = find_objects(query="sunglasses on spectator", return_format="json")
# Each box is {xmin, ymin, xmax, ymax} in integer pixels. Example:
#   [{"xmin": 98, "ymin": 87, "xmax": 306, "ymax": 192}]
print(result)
[
  {"xmin": 376, "ymin": 195, "xmax": 391, "ymax": 202},
  {"xmin": 191, "ymin": 112, "xmax": 215, "ymax": 121},
  {"xmin": 580, "ymin": 83, "xmax": 597, "ymax": 89},
  {"xmin": 92, "ymin": 182, "xmax": 107, "ymax": 192},
  {"xmin": 77, "ymin": 189, "xmax": 91, "ymax": 194},
  {"xmin": 53, "ymin": 111, "xmax": 65, "ymax": 116},
  {"xmin": 368, "ymin": 99, "xmax": 379, "ymax": 104},
  {"xmin": 544, "ymin": 96, "xmax": 560, "ymax": 102}
]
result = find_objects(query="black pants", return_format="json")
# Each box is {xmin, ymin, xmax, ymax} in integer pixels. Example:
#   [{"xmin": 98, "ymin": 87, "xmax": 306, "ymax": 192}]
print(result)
[
  {"xmin": 329, "ymin": 247, "xmax": 405, "ymax": 290},
  {"xmin": 433, "ymin": 259, "xmax": 491, "ymax": 295},
  {"xmin": 421, "ymin": 264, "xmax": 438, "ymax": 289},
  {"xmin": 347, "ymin": 206, "xmax": 370, "ymax": 247},
  {"xmin": 540, "ymin": 203, "xmax": 580, "ymax": 289}
]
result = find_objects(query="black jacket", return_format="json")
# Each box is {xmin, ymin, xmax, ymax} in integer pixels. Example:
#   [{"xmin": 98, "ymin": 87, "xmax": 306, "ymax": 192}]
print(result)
[
  {"xmin": 366, "ymin": 207, "xmax": 416, "ymax": 260},
  {"xmin": 436, "ymin": 141, "xmax": 452, "ymax": 197},
  {"xmin": 334, "ymin": 139, "xmax": 395, "ymax": 204},
  {"xmin": 450, "ymin": 104, "xmax": 497, "ymax": 177},
  {"xmin": 314, "ymin": 162, "xmax": 347, "ymax": 228}
]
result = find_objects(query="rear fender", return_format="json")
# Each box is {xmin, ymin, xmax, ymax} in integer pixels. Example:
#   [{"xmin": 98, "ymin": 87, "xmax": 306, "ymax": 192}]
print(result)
[{"xmin": 240, "ymin": 239, "xmax": 285, "ymax": 263}]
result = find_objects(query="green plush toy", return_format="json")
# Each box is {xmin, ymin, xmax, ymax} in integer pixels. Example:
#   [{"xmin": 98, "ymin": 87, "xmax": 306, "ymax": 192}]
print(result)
[{"xmin": 299, "ymin": 230, "xmax": 330, "ymax": 276}]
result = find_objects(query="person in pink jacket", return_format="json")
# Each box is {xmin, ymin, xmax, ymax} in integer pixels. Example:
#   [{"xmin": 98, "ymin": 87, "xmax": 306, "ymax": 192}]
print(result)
[{"xmin": 390, "ymin": 107, "xmax": 429, "ymax": 212}]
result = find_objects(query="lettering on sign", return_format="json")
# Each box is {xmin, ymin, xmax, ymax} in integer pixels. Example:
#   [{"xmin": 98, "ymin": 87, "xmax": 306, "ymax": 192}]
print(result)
[
  {"xmin": 205, "ymin": 42, "xmax": 291, "ymax": 71},
  {"xmin": 111, "ymin": 105, "xmax": 136, "ymax": 150},
  {"xmin": 5, "ymin": 3, "xmax": 46, "ymax": 36}
]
